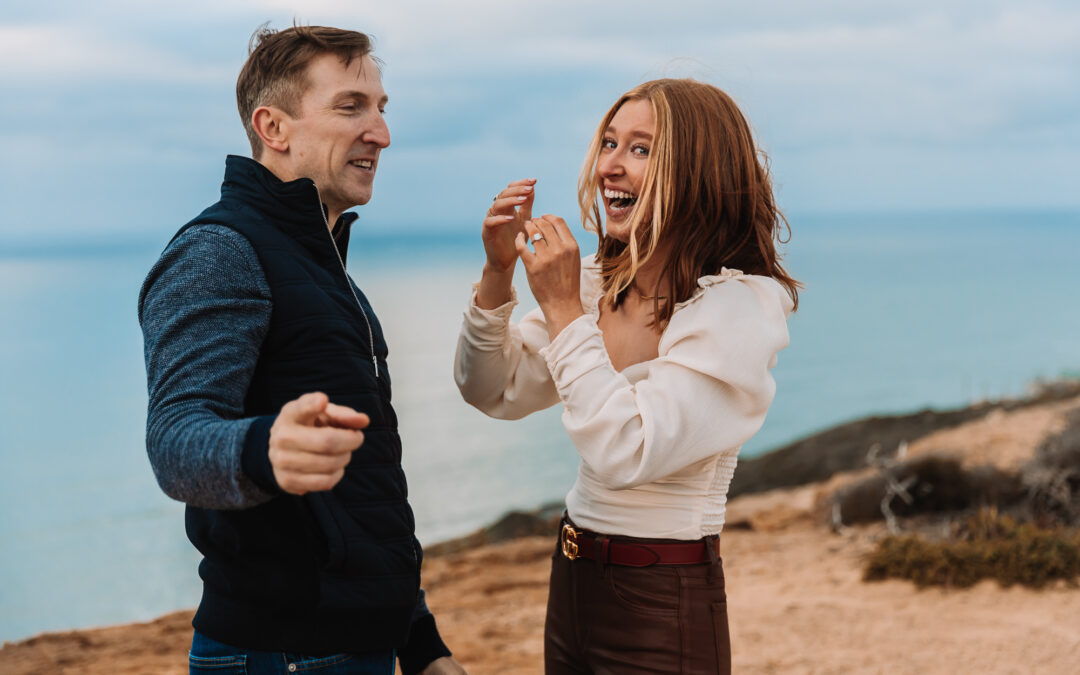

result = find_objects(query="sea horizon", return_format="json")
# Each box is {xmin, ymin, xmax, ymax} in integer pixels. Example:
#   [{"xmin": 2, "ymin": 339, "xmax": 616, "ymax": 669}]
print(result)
[{"xmin": 2, "ymin": 207, "xmax": 1079, "ymax": 643}]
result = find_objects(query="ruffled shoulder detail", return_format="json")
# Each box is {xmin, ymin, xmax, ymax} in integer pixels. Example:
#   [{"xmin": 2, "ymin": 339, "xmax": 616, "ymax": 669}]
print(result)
[
  {"xmin": 671, "ymin": 267, "xmax": 744, "ymax": 311},
  {"xmin": 699, "ymin": 267, "xmax": 744, "ymax": 286}
]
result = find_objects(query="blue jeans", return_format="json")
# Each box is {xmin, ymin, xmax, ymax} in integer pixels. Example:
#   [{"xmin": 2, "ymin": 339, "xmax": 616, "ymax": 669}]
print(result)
[{"xmin": 189, "ymin": 630, "xmax": 395, "ymax": 674}]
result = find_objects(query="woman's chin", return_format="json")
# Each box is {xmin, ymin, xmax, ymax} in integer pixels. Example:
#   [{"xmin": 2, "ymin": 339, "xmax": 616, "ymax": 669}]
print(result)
[
  {"xmin": 605, "ymin": 228, "xmax": 630, "ymax": 243},
  {"xmin": 603, "ymin": 216, "xmax": 631, "ymax": 243}
]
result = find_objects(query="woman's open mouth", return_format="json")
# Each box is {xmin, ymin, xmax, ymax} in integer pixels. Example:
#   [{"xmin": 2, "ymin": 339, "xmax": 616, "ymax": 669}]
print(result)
[{"xmin": 604, "ymin": 188, "xmax": 638, "ymax": 218}]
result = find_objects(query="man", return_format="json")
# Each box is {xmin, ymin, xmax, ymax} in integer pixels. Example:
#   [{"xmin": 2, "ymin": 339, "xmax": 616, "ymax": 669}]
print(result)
[{"xmin": 138, "ymin": 25, "xmax": 465, "ymax": 674}]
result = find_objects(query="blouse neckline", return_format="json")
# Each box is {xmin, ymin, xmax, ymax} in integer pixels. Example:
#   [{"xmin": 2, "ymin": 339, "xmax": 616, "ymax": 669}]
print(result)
[{"xmin": 581, "ymin": 255, "xmax": 745, "ymax": 375}]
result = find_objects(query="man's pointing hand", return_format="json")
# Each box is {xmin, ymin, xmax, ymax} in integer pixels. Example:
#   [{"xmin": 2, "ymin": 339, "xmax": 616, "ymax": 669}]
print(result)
[{"xmin": 269, "ymin": 392, "xmax": 369, "ymax": 495}]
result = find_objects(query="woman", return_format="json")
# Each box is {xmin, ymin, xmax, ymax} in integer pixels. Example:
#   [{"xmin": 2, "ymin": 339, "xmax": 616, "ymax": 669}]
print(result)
[{"xmin": 454, "ymin": 79, "xmax": 800, "ymax": 673}]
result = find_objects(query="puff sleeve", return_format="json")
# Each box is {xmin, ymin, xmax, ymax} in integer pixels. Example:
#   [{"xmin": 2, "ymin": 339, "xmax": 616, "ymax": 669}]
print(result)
[
  {"xmin": 540, "ymin": 273, "xmax": 793, "ymax": 490},
  {"xmin": 454, "ymin": 284, "xmax": 562, "ymax": 419}
]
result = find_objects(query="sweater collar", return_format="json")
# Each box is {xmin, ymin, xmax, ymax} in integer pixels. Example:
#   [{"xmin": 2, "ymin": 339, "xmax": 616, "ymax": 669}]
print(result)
[{"xmin": 219, "ymin": 155, "xmax": 359, "ymax": 262}]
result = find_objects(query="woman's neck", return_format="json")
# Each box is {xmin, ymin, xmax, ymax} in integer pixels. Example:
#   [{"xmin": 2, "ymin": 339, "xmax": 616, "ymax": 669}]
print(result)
[{"xmin": 628, "ymin": 246, "xmax": 670, "ymax": 300}]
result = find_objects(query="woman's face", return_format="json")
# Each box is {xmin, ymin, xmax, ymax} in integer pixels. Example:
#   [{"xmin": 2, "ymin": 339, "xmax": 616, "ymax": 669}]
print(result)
[{"xmin": 596, "ymin": 98, "xmax": 655, "ymax": 243}]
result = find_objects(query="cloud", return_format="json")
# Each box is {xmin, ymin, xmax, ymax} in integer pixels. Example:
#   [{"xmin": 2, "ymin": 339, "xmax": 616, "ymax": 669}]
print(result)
[
  {"xmin": 2, "ymin": 0, "xmax": 1079, "ymax": 240},
  {"xmin": 0, "ymin": 24, "xmax": 232, "ymax": 84}
]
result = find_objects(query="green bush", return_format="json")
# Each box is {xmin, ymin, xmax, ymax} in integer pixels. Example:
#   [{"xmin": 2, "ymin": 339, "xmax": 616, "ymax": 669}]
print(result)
[{"xmin": 864, "ymin": 510, "xmax": 1080, "ymax": 588}]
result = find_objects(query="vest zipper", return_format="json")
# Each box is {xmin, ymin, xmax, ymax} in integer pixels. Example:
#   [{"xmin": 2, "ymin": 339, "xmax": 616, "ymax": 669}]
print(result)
[{"xmin": 314, "ymin": 186, "xmax": 380, "ymax": 379}]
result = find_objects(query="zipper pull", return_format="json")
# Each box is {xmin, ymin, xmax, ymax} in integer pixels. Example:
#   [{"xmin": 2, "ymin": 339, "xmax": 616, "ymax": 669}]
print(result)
[{"xmin": 372, "ymin": 353, "xmax": 380, "ymax": 379}]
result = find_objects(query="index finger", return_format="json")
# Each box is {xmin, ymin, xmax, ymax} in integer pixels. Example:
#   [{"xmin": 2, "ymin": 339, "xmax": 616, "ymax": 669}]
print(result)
[
  {"xmin": 549, "ymin": 215, "xmax": 577, "ymax": 244},
  {"xmin": 281, "ymin": 392, "xmax": 329, "ymax": 426},
  {"xmin": 534, "ymin": 214, "xmax": 573, "ymax": 245},
  {"xmin": 321, "ymin": 403, "xmax": 370, "ymax": 430},
  {"xmin": 286, "ymin": 425, "xmax": 366, "ymax": 455}
]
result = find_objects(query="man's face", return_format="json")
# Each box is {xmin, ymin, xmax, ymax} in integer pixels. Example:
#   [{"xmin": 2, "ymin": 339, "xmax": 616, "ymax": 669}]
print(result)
[{"xmin": 287, "ymin": 53, "xmax": 390, "ymax": 218}]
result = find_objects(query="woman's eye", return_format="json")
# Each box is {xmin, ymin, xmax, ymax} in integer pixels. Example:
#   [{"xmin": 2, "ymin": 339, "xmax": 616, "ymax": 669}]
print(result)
[
  {"xmin": 601, "ymin": 138, "xmax": 616, "ymax": 150},
  {"xmin": 632, "ymin": 144, "xmax": 650, "ymax": 157}
]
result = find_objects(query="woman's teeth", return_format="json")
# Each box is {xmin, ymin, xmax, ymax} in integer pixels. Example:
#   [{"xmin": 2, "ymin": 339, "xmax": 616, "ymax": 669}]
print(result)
[{"xmin": 604, "ymin": 188, "xmax": 637, "ymax": 209}]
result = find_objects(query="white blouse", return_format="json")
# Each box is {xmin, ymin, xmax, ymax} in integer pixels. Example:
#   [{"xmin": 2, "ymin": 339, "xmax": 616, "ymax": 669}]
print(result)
[{"xmin": 454, "ymin": 254, "xmax": 793, "ymax": 539}]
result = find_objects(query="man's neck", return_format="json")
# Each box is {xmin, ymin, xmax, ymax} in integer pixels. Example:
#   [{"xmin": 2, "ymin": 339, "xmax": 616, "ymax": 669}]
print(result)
[
  {"xmin": 256, "ymin": 155, "xmax": 338, "ymax": 231},
  {"xmin": 326, "ymin": 208, "xmax": 343, "ymax": 229}
]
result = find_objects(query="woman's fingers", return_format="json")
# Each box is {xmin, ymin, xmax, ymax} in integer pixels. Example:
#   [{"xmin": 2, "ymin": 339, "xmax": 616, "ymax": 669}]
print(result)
[
  {"xmin": 514, "ymin": 180, "xmax": 536, "ymax": 221},
  {"xmin": 546, "ymin": 215, "xmax": 576, "ymax": 244},
  {"xmin": 531, "ymin": 214, "xmax": 575, "ymax": 246},
  {"xmin": 497, "ymin": 178, "xmax": 537, "ymax": 205},
  {"xmin": 482, "ymin": 214, "xmax": 515, "ymax": 229},
  {"xmin": 516, "ymin": 216, "xmax": 583, "ymax": 338},
  {"xmin": 523, "ymin": 218, "xmax": 548, "ymax": 251},
  {"xmin": 530, "ymin": 215, "xmax": 560, "ymax": 246},
  {"xmin": 489, "ymin": 181, "xmax": 535, "ymax": 212},
  {"xmin": 488, "ymin": 193, "xmax": 529, "ymax": 217},
  {"xmin": 524, "ymin": 216, "xmax": 577, "ymax": 254},
  {"xmin": 514, "ymin": 231, "xmax": 534, "ymax": 265}
]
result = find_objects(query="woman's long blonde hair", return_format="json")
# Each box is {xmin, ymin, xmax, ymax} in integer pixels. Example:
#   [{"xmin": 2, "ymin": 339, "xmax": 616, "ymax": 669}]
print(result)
[{"xmin": 577, "ymin": 79, "xmax": 800, "ymax": 324}]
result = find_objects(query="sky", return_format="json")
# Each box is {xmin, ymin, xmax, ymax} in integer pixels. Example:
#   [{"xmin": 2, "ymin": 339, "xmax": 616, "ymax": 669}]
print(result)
[{"xmin": 2, "ymin": 0, "xmax": 1078, "ymax": 244}]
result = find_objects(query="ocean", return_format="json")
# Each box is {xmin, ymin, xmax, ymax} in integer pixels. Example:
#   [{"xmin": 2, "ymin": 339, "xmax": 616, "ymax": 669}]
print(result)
[{"xmin": 1, "ymin": 210, "xmax": 1078, "ymax": 642}]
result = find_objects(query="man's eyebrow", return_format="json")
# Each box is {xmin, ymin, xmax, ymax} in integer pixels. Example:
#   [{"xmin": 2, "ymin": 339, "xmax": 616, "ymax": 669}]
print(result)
[
  {"xmin": 605, "ymin": 125, "xmax": 653, "ymax": 141},
  {"xmin": 333, "ymin": 90, "xmax": 389, "ymax": 106}
]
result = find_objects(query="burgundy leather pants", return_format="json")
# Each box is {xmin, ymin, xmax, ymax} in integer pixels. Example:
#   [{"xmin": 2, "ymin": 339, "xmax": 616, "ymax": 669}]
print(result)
[{"xmin": 544, "ymin": 534, "xmax": 731, "ymax": 674}]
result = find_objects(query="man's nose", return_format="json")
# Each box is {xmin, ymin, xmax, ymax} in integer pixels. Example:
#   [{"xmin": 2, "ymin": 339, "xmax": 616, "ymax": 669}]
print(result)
[{"xmin": 363, "ymin": 114, "xmax": 390, "ymax": 149}]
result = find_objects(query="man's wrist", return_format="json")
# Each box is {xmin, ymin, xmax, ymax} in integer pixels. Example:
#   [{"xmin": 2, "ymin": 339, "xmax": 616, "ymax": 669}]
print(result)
[{"xmin": 240, "ymin": 414, "xmax": 282, "ymax": 494}]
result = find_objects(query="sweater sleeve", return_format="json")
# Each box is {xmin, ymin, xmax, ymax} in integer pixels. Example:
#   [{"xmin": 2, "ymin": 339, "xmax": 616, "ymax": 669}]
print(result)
[
  {"xmin": 453, "ymin": 283, "xmax": 561, "ymax": 419},
  {"xmin": 540, "ymin": 273, "xmax": 793, "ymax": 490},
  {"xmin": 137, "ymin": 224, "xmax": 280, "ymax": 509},
  {"xmin": 397, "ymin": 588, "xmax": 453, "ymax": 675}
]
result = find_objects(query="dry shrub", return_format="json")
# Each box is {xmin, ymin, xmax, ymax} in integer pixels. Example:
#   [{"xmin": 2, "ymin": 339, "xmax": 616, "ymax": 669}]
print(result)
[
  {"xmin": 832, "ymin": 455, "xmax": 1023, "ymax": 525},
  {"xmin": 864, "ymin": 509, "xmax": 1080, "ymax": 588},
  {"xmin": 1022, "ymin": 410, "xmax": 1080, "ymax": 526}
]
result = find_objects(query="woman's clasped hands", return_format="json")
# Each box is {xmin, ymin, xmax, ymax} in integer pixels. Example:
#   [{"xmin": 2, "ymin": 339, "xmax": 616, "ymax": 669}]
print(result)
[
  {"xmin": 480, "ymin": 178, "xmax": 583, "ymax": 340},
  {"xmin": 515, "ymin": 214, "xmax": 583, "ymax": 341},
  {"xmin": 483, "ymin": 178, "xmax": 535, "ymax": 274}
]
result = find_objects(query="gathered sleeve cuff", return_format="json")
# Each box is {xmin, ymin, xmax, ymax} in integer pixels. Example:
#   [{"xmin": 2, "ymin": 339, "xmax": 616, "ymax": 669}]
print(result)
[
  {"xmin": 457, "ymin": 283, "xmax": 519, "ymax": 345},
  {"xmin": 454, "ymin": 283, "xmax": 561, "ymax": 420}
]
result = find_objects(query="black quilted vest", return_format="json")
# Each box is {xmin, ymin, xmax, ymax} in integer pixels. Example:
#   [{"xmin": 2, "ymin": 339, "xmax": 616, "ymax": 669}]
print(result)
[{"xmin": 177, "ymin": 156, "xmax": 420, "ymax": 654}]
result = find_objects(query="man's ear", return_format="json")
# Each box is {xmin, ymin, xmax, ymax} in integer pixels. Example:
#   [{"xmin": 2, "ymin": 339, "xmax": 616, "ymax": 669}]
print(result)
[{"xmin": 252, "ymin": 106, "xmax": 290, "ymax": 154}]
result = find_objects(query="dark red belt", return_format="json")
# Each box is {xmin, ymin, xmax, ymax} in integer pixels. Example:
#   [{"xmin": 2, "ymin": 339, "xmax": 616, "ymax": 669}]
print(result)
[{"xmin": 559, "ymin": 521, "xmax": 719, "ymax": 567}]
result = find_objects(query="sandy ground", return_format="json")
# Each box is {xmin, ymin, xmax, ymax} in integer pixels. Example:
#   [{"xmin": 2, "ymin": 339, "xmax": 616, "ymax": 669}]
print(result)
[{"xmin": 4, "ymin": 395, "xmax": 1080, "ymax": 674}]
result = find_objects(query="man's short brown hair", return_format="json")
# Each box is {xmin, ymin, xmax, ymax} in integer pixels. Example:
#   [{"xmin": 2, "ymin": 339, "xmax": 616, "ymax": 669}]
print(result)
[{"xmin": 237, "ymin": 24, "xmax": 378, "ymax": 158}]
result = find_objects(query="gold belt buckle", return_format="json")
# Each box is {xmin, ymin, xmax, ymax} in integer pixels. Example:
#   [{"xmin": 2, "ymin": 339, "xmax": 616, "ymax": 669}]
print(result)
[{"xmin": 561, "ymin": 523, "xmax": 579, "ymax": 560}]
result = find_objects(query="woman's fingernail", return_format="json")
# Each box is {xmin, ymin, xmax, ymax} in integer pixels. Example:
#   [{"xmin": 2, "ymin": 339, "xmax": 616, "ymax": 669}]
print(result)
[{"xmin": 516, "ymin": 196, "xmax": 527, "ymax": 202}]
